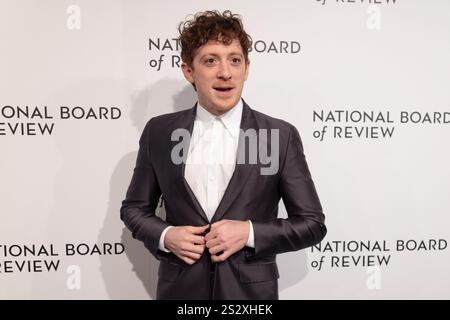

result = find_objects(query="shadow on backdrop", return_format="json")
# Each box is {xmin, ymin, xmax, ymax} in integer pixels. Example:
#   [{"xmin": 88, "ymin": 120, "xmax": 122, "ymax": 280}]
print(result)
[{"xmin": 100, "ymin": 79, "xmax": 196, "ymax": 299}]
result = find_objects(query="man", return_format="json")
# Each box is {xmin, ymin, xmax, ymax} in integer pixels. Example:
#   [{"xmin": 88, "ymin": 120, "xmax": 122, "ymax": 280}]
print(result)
[{"xmin": 120, "ymin": 10, "xmax": 326, "ymax": 300}]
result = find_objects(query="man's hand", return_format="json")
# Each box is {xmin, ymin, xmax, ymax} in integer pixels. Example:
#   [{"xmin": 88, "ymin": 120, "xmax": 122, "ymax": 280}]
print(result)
[
  {"xmin": 164, "ymin": 224, "xmax": 209, "ymax": 265},
  {"xmin": 205, "ymin": 219, "xmax": 250, "ymax": 263}
]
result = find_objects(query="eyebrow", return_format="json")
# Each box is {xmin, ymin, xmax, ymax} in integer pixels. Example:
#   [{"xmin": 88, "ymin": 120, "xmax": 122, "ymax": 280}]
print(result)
[{"xmin": 200, "ymin": 52, "xmax": 244, "ymax": 59}]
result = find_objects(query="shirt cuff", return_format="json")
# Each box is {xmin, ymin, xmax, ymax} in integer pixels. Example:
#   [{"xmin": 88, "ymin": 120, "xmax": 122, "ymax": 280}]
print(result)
[
  {"xmin": 245, "ymin": 220, "xmax": 255, "ymax": 248},
  {"xmin": 158, "ymin": 226, "xmax": 173, "ymax": 252}
]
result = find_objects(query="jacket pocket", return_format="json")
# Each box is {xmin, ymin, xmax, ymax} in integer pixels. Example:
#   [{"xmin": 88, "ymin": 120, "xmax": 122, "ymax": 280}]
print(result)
[
  {"xmin": 238, "ymin": 262, "xmax": 279, "ymax": 283},
  {"xmin": 244, "ymin": 250, "xmax": 276, "ymax": 263},
  {"xmin": 158, "ymin": 260, "xmax": 183, "ymax": 282}
]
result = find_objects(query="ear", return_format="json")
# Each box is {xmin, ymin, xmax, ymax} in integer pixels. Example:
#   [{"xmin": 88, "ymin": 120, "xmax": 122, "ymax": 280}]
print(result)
[
  {"xmin": 244, "ymin": 60, "xmax": 250, "ymax": 81},
  {"xmin": 181, "ymin": 62, "xmax": 194, "ymax": 84}
]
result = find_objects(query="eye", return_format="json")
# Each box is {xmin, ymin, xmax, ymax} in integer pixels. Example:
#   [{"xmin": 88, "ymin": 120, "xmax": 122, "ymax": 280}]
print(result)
[
  {"xmin": 204, "ymin": 57, "xmax": 216, "ymax": 65},
  {"xmin": 231, "ymin": 57, "xmax": 242, "ymax": 65}
]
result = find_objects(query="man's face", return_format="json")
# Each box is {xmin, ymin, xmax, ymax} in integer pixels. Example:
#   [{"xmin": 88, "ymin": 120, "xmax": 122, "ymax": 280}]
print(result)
[{"xmin": 181, "ymin": 38, "xmax": 250, "ymax": 116}]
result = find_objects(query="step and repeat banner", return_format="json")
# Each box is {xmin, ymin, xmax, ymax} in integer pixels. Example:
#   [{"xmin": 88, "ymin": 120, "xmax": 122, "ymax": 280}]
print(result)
[{"xmin": 1, "ymin": 0, "xmax": 449, "ymax": 299}]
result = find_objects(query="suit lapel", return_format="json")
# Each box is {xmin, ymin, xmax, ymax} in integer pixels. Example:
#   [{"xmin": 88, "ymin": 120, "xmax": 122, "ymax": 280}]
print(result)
[
  {"xmin": 171, "ymin": 103, "xmax": 210, "ymax": 223},
  {"xmin": 210, "ymin": 100, "xmax": 259, "ymax": 223}
]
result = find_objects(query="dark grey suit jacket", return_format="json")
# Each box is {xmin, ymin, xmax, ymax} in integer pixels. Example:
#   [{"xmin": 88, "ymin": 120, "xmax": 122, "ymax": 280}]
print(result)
[{"xmin": 120, "ymin": 99, "xmax": 326, "ymax": 299}]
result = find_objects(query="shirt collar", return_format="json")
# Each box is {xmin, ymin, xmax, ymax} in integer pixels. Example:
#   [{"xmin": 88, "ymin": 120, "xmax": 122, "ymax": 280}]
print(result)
[{"xmin": 196, "ymin": 99, "xmax": 243, "ymax": 137}]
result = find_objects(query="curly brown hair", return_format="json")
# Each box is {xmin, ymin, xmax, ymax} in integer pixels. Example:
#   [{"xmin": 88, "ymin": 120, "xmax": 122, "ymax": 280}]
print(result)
[{"xmin": 177, "ymin": 10, "xmax": 252, "ymax": 67}]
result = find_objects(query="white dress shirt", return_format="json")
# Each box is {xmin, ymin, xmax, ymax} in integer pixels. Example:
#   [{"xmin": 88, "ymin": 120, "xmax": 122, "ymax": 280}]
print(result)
[{"xmin": 158, "ymin": 99, "xmax": 254, "ymax": 252}]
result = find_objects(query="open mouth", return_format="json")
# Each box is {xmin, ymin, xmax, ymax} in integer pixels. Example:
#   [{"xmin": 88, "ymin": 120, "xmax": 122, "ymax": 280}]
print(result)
[{"xmin": 213, "ymin": 87, "xmax": 234, "ymax": 92}]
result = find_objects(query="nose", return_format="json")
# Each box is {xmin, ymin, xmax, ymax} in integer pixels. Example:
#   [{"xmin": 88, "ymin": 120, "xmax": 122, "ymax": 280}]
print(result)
[{"xmin": 217, "ymin": 62, "xmax": 231, "ymax": 80}]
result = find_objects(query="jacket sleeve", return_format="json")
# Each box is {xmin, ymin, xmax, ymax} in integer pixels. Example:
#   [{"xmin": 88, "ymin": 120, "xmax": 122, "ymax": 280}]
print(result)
[
  {"xmin": 120, "ymin": 119, "xmax": 170, "ymax": 259},
  {"xmin": 250, "ymin": 125, "xmax": 327, "ymax": 256}
]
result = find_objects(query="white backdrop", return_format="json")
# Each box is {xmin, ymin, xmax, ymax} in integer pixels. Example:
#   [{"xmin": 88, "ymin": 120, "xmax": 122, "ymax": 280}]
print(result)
[{"xmin": 1, "ymin": 0, "xmax": 449, "ymax": 299}]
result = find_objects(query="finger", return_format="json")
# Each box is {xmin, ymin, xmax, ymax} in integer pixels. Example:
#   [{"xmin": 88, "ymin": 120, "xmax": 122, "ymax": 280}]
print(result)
[
  {"xmin": 182, "ymin": 251, "xmax": 201, "ymax": 260},
  {"xmin": 211, "ymin": 250, "xmax": 230, "ymax": 263},
  {"xmin": 189, "ymin": 224, "xmax": 210, "ymax": 234},
  {"xmin": 190, "ymin": 234, "xmax": 206, "ymax": 245},
  {"xmin": 205, "ymin": 229, "xmax": 218, "ymax": 242},
  {"xmin": 205, "ymin": 238, "xmax": 220, "ymax": 249},
  {"xmin": 208, "ymin": 244, "xmax": 225, "ymax": 255},
  {"xmin": 182, "ymin": 256, "xmax": 196, "ymax": 265},
  {"xmin": 183, "ymin": 243, "xmax": 205, "ymax": 255}
]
